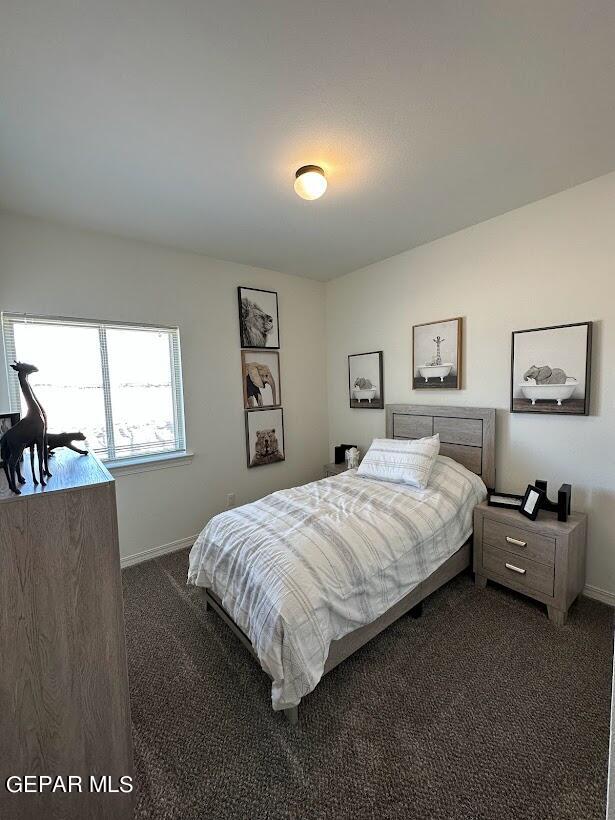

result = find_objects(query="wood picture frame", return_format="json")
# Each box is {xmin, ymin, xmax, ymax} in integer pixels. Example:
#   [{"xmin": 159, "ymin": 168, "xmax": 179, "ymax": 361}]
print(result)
[
  {"xmin": 238, "ymin": 286, "xmax": 280, "ymax": 349},
  {"xmin": 245, "ymin": 407, "xmax": 285, "ymax": 468},
  {"xmin": 241, "ymin": 350, "xmax": 281, "ymax": 409},
  {"xmin": 510, "ymin": 321, "xmax": 592, "ymax": 415},
  {"xmin": 412, "ymin": 317, "xmax": 462, "ymax": 390},
  {"xmin": 348, "ymin": 351, "xmax": 384, "ymax": 409},
  {"xmin": 0, "ymin": 412, "xmax": 20, "ymax": 467}
]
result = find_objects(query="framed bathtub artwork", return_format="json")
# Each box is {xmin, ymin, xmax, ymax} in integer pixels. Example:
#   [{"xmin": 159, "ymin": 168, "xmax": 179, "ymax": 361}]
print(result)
[
  {"xmin": 412, "ymin": 318, "xmax": 462, "ymax": 390},
  {"xmin": 510, "ymin": 322, "xmax": 592, "ymax": 415},
  {"xmin": 348, "ymin": 351, "xmax": 384, "ymax": 409}
]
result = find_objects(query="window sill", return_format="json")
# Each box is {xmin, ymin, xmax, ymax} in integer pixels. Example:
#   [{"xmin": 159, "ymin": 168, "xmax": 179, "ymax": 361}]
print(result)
[{"xmin": 105, "ymin": 450, "xmax": 194, "ymax": 477}]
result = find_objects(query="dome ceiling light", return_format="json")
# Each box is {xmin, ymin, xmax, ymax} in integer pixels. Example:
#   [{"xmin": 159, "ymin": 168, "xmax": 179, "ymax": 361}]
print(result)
[{"xmin": 294, "ymin": 165, "xmax": 327, "ymax": 200}]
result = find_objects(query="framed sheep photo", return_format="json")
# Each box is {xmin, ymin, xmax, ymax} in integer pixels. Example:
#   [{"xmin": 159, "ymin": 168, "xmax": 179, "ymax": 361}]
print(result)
[
  {"xmin": 348, "ymin": 351, "xmax": 384, "ymax": 409},
  {"xmin": 511, "ymin": 321, "xmax": 592, "ymax": 415},
  {"xmin": 238, "ymin": 286, "xmax": 280, "ymax": 349},
  {"xmin": 245, "ymin": 407, "xmax": 285, "ymax": 468}
]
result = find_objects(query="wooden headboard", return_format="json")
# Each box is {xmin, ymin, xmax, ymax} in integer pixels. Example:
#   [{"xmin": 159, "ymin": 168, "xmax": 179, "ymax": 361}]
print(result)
[{"xmin": 385, "ymin": 404, "xmax": 496, "ymax": 489}]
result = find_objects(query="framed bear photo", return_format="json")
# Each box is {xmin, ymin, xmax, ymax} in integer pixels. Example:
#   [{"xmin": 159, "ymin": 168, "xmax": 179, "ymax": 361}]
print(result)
[
  {"xmin": 511, "ymin": 322, "xmax": 592, "ymax": 415},
  {"xmin": 238, "ymin": 286, "xmax": 280, "ymax": 349},
  {"xmin": 241, "ymin": 350, "xmax": 281, "ymax": 409},
  {"xmin": 245, "ymin": 407, "xmax": 285, "ymax": 468}
]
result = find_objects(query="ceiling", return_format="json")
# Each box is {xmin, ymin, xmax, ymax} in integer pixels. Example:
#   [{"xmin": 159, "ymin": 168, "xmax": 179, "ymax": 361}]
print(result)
[{"xmin": 1, "ymin": 1, "xmax": 614, "ymax": 281}]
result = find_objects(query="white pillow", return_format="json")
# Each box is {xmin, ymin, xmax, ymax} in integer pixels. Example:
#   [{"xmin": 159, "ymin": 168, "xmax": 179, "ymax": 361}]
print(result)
[{"xmin": 357, "ymin": 434, "xmax": 440, "ymax": 489}]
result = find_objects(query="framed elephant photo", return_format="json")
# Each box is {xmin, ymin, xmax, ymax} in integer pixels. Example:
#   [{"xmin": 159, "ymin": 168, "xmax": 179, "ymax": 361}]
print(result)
[
  {"xmin": 241, "ymin": 350, "xmax": 281, "ymax": 409},
  {"xmin": 511, "ymin": 322, "xmax": 592, "ymax": 415}
]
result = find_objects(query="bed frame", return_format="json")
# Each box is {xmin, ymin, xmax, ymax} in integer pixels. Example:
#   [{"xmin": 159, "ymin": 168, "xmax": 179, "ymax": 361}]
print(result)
[{"xmin": 202, "ymin": 404, "xmax": 496, "ymax": 724}]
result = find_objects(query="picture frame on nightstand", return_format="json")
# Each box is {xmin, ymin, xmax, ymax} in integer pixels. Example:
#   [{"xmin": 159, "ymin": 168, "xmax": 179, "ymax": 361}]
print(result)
[
  {"xmin": 519, "ymin": 484, "xmax": 545, "ymax": 521},
  {"xmin": 487, "ymin": 491, "xmax": 523, "ymax": 510}
]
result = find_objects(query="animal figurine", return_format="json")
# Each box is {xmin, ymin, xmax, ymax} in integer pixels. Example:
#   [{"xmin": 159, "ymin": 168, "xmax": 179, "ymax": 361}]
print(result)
[
  {"xmin": 28, "ymin": 378, "xmax": 52, "ymax": 481},
  {"xmin": 244, "ymin": 362, "xmax": 277, "ymax": 407},
  {"xmin": 250, "ymin": 429, "xmax": 284, "ymax": 466},
  {"xmin": 523, "ymin": 365, "xmax": 569, "ymax": 385},
  {"xmin": 0, "ymin": 362, "xmax": 47, "ymax": 494},
  {"xmin": 47, "ymin": 432, "xmax": 88, "ymax": 457},
  {"xmin": 241, "ymin": 297, "xmax": 274, "ymax": 347}
]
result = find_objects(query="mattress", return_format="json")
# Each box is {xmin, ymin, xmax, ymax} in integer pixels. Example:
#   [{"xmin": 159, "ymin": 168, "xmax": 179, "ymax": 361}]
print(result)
[{"xmin": 188, "ymin": 455, "xmax": 487, "ymax": 710}]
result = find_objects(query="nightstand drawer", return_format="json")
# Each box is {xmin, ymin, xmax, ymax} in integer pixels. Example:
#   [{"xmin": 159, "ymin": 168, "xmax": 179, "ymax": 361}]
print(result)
[
  {"xmin": 482, "ymin": 544, "xmax": 554, "ymax": 597},
  {"xmin": 483, "ymin": 517, "xmax": 555, "ymax": 566}
]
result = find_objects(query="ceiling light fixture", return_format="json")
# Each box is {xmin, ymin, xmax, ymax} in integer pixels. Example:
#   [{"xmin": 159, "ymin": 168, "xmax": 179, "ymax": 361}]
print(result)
[{"xmin": 294, "ymin": 165, "xmax": 327, "ymax": 200}]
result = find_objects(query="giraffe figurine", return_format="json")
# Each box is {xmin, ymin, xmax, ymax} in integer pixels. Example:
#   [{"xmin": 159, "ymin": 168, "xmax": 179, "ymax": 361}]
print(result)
[
  {"xmin": 0, "ymin": 362, "xmax": 47, "ymax": 494},
  {"xmin": 29, "ymin": 381, "xmax": 52, "ymax": 480}
]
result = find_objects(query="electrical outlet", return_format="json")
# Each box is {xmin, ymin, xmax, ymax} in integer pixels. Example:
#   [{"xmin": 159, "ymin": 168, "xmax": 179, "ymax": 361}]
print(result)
[{"xmin": 227, "ymin": 493, "xmax": 236, "ymax": 508}]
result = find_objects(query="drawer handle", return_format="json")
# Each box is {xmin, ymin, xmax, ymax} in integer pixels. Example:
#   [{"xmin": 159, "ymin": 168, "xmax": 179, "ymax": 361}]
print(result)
[
  {"xmin": 505, "ymin": 562, "xmax": 526, "ymax": 575},
  {"xmin": 506, "ymin": 536, "xmax": 527, "ymax": 548}
]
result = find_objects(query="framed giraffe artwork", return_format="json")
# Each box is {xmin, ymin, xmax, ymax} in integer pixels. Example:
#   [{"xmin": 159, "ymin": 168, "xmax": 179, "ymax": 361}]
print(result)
[{"xmin": 412, "ymin": 317, "xmax": 463, "ymax": 390}]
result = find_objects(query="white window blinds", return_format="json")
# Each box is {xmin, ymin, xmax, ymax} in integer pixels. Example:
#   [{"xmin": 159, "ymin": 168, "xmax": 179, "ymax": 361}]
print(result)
[{"xmin": 2, "ymin": 313, "xmax": 186, "ymax": 463}]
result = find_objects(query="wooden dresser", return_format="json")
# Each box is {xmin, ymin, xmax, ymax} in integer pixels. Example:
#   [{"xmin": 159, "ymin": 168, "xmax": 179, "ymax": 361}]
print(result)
[
  {"xmin": 473, "ymin": 500, "xmax": 587, "ymax": 625},
  {"xmin": 0, "ymin": 450, "xmax": 134, "ymax": 820}
]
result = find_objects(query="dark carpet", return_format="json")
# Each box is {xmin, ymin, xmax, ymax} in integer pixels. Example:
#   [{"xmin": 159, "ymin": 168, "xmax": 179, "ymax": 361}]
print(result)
[{"xmin": 122, "ymin": 549, "xmax": 613, "ymax": 820}]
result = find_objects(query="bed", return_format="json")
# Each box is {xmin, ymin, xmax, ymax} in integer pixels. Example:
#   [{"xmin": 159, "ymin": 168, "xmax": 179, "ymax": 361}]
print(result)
[{"xmin": 188, "ymin": 404, "xmax": 495, "ymax": 724}]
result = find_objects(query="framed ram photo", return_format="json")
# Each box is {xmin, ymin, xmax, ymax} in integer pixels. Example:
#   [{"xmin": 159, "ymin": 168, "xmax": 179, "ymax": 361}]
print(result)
[
  {"xmin": 241, "ymin": 350, "xmax": 281, "ymax": 409},
  {"xmin": 245, "ymin": 407, "xmax": 285, "ymax": 468},
  {"xmin": 238, "ymin": 286, "xmax": 280, "ymax": 349},
  {"xmin": 511, "ymin": 322, "xmax": 592, "ymax": 415}
]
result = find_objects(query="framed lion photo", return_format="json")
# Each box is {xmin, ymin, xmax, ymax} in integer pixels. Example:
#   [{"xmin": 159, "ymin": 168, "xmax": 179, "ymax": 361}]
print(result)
[{"xmin": 238, "ymin": 286, "xmax": 280, "ymax": 349}]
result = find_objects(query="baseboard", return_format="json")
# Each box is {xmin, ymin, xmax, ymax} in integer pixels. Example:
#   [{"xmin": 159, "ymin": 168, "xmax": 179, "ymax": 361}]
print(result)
[
  {"xmin": 120, "ymin": 534, "xmax": 197, "ymax": 569},
  {"xmin": 583, "ymin": 584, "xmax": 615, "ymax": 608}
]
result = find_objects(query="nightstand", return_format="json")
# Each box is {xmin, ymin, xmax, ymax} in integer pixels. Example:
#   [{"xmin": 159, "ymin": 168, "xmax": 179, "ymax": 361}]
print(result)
[
  {"xmin": 473, "ymin": 500, "xmax": 587, "ymax": 625},
  {"xmin": 324, "ymin": 462, "xmax": 348, "ymax": 478}
]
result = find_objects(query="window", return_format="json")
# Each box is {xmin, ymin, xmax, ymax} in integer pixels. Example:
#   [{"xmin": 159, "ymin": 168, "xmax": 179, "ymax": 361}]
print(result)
[{"xmin": 2, "ymin": 313, "xmax": 186, "ymax": 464}]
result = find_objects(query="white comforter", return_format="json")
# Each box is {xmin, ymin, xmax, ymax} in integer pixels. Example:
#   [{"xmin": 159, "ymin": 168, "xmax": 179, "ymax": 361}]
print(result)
[{"xmin": 188, "ymin": 455, "xmax": 486, "ymax": 710}]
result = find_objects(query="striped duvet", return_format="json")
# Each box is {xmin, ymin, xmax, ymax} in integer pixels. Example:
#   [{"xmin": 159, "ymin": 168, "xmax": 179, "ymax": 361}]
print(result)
[{"xmin": 188, "ymin": 455, "xmax": 487, "ymax": 710}]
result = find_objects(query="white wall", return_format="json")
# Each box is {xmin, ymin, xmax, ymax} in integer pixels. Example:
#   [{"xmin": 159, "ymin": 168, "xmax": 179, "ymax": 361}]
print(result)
[
  {"xmin": 0, "ymin": 212, "xmax": 328, "ymax": 561},
  {"xmin": 326, "ymin": 172, "xmax": 615, "ymax": 599}
]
